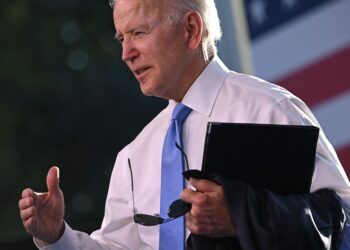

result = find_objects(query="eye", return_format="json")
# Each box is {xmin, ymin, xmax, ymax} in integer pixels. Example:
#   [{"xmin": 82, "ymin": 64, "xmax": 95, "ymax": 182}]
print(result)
[
  {"xmin": 133, "ymin": 30, "xmax": 146, "ymax": 37},
  {"xmin": 115, "ymin": 33, "xmax": 124, "ymax": 44},
  {"xmin": 118, "ymin": 36, "xmax": 124, "ymax": 43}
]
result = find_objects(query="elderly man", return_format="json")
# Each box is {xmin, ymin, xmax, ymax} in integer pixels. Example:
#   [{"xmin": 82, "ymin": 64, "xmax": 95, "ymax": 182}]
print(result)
[{"xmin": 19, "ymin": 0, "xmax": 350, "ymax": 249}]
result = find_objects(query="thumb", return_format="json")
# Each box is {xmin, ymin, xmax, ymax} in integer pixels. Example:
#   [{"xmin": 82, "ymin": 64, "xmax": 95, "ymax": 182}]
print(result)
[
  {"xmin": 189, "ymin": 178, "xmax": 219, "ymax": 192},
  {"xmin": 46, "ymin": 166, "xmax": 60, "ymax": 192}
]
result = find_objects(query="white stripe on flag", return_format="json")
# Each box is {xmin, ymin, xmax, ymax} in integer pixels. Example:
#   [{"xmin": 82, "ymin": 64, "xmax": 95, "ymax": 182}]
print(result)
[
  {"xmin": 252, "ymin": 0, "xmax": 350, "ymax": 81},
  {"xmin": 312, "ymin": 90, "xmax": 350, "ymax": 149}
]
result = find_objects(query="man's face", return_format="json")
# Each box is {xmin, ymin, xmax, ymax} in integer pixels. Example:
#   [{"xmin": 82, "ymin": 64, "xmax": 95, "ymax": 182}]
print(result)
[{"xmin": 114, "ymin": 0, "xmax": 192, "ymax": 100}]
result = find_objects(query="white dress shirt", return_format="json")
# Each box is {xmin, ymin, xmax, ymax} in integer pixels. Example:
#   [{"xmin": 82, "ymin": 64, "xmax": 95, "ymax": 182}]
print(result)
[{"xmin": 37, "ymin": 57, "xmax": 350, "ymax": 249}]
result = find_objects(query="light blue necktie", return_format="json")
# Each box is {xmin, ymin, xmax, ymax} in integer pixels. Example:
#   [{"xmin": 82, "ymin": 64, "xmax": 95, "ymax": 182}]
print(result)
[{"xmin": 159, "ymin": 103, "xmax": 192, "ymax": 250}]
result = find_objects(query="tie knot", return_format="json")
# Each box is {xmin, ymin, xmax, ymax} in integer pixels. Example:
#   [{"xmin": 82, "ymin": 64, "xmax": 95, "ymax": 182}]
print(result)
[{"xmin": 171, "ymin": 103, "xmax": 192, "ymax": 121}]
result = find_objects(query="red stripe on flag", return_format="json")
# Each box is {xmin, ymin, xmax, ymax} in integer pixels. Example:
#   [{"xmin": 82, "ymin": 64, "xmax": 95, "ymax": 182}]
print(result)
[
  {"xmin": 276, "ymin": 45, "xmax": 350, "ymax": 107},
  {"xmin": 337, "ymin": 145, "xmax": 350, "ymax": 178}
]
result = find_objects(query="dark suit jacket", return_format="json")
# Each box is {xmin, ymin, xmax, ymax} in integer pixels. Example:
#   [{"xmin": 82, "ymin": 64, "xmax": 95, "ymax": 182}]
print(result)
[{"xmin": 187, "ymin": 176, "xmax": 345, "ymax": 250}]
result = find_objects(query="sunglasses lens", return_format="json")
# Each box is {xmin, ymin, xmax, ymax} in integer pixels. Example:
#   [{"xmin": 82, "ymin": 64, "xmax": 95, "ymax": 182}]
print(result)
[
  {"xmin": 134, "ymin": 214, "xmax": 164, "ymax": 226},
  {"xmin": 168, "ymin": 199, "xmax": 191, "ymax": 218}
]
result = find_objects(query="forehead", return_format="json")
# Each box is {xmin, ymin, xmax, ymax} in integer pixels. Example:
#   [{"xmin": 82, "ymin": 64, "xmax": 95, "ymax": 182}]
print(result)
[{"xmin": 114, "ymin": 0, "xmax": 164, "ymax": 27}]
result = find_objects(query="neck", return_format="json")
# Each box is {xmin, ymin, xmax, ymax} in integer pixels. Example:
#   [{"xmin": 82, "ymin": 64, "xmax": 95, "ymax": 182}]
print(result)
[{"xmin": 173, "ymin": 53, "xmax": 211, "ymax": 103}]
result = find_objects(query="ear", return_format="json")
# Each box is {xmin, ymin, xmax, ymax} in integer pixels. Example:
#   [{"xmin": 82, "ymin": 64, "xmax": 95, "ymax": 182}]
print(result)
[{"xmin": 184, "ymin": 11, "xmax": 203, "ymax": 50}]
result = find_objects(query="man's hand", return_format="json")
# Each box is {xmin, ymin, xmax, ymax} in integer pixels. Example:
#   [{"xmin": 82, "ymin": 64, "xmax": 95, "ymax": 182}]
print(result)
[
  {"xmin": 18, "ymin": 166, "xmax": 65, "ymax": 245},
  {"xmin": 180, "ymin": 178, "xmax": 236, "ymax": 238}
]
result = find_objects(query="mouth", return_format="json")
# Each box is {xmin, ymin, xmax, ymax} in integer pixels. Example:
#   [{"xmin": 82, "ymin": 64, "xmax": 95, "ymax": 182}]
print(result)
[{"xmin": 133, "ymin": 67, "xmax": 151, "ymax": 79}]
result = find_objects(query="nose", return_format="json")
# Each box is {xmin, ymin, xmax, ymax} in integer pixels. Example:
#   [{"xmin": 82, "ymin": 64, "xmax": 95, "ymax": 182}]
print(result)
[{"xmin": 121, "ymin": 37, "xmax": 138, "ymax": 63}]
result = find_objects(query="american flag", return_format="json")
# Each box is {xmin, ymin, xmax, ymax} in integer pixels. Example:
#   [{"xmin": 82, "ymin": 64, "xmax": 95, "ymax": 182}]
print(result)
[{"xmin": 244, "ymin": 0, "xmax": 350, "ymax": 176}]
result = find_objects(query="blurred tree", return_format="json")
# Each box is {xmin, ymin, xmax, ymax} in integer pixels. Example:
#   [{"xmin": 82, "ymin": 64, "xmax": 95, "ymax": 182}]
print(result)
[{"xmin": 0, "ymin": 0, "xmax": 166, "ymax": 247}]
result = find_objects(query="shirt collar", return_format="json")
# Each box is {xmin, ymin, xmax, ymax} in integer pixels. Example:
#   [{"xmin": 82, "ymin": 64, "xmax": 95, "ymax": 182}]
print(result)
[{"xmin": 180, "ymin": 56, "xmax": 229, "ymax": 117}]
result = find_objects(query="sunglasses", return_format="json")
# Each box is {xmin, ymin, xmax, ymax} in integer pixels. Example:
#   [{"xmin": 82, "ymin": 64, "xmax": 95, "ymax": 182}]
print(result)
[{"xmin": 127, "ymin": 143, "xmax": 192, "ymax": 226}]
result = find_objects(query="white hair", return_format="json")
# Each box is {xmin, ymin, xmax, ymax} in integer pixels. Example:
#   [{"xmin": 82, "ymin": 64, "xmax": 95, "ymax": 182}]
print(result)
[
  {"xmin": 111, "ymin": 0, "xmax": 222, "ymax": 58},
  {"xmin": 165, "ymin": 0, "xmax": 222, "ymax": 58}
]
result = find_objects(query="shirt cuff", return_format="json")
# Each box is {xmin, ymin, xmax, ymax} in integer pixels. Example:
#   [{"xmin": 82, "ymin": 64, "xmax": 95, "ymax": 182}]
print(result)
[{"xmin": 34, "ymin": 222, "xmax": 77, "ymax": 250}]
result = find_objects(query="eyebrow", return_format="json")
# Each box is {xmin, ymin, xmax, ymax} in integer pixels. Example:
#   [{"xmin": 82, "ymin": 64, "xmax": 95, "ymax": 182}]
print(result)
[
  {"xmin": 114, "ymin": 28, "xmax": 137, "ymax": 41},
  {"xmin": 115, "ymin": 22, "xmax": 154, "ymax": 41}
]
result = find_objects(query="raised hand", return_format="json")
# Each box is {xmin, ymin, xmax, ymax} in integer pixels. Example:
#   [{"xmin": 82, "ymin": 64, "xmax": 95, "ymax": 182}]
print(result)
[{"xmin": 19, "ymin": 166, "xmax": 65, "ymax": 245}]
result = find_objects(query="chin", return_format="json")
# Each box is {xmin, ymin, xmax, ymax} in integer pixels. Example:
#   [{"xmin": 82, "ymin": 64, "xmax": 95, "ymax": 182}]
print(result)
[
  {"xmin": 139, "ymin": 81, "xmax": 168, "ymax": 99},
  {"xmin": 139, "ymin": 85, "xmax": 155, "ymax": 97},
  {"xmin": 140, "ymin": 87, "xmax": 168, "ymax": 100}
]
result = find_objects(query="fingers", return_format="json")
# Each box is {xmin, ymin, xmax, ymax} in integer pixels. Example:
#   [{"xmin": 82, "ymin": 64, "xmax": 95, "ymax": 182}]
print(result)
[
  {"xmin": 186, "ymin": 213, "xmax": 213, "ymax": 236},
  {"xmin": 180, "ymin": 188, "xmax": 203, "ymax": 204},
  {"xmin": 20, "ymin": 188, "xmax": 36, "ymax": 211},
  {"xmin": 23, "ymin": 216, "xmax": 35, "ymax": 235},
  {"xmin": 46, "ymin": 166, "xmax": 60, "ymax": 192},
  {"xmin": 180, "ymin": 178, "xmax": 220, "ymax": 204},
  {"xmin": 189, "ymin": 178, "xmax": 220, "ymax": 192},
  {"xmin": 181, "ymin": 182, "xmax": 236, "ymax": 237},
  {"xmin": 20, "ymin": 205, "xmax": 35, "ymax": 221},
  {"xmin": 19, "ymin": 196, "xmax": 34, "ymax": 210},
  {"xmin": 181, "ymin": 188, "xmax": 215, "ymax": 221},
  {"xmin": 21, "ymin": 188, "xmax": 34, "ymax": 199},
  {"xmin": 19, "ymin": 189, "xmax": 36, "ymax": 235},
  {"xmin": 19, "ymin": 189, "xmax": 35, "ymax": 218}
]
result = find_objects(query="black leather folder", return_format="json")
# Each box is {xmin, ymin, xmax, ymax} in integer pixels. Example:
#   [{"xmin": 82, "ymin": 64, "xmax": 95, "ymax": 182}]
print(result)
[{"xmin": 201, "ymin": 122, "xmax": 319, "ymax": 195}]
